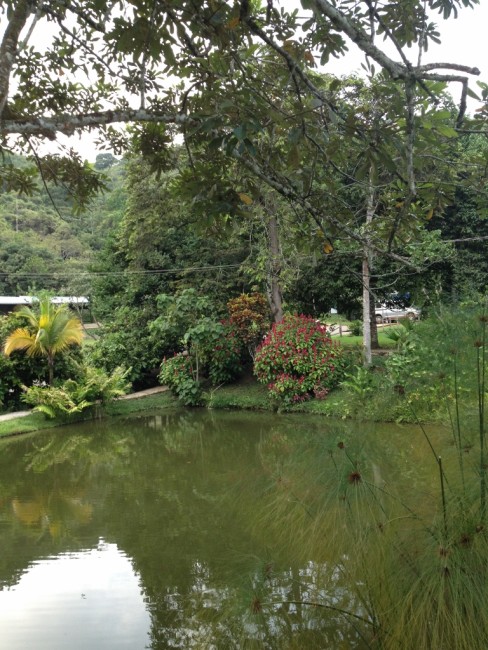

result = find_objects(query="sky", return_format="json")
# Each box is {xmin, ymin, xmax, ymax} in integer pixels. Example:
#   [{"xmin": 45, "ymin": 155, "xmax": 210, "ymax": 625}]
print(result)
[
  {"xmin": 30, "ymin": 1, "xmax": 488, "ymax": 161},
  {"xmin": 283, "ymin": 0, "xmax": 487, "ymax": 74}
]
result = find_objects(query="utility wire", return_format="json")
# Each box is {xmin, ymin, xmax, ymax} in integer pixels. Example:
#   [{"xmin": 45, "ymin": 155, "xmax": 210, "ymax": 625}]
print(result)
[{"xmin": 0, "ymin": 263, "xmax": 244, "ymax": 279}]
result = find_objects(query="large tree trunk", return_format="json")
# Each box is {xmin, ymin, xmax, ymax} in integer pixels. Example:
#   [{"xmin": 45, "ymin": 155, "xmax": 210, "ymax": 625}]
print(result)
[
  {"xmin": 362, "ymin": 253, "xmax": 372, "ymax": 365},
  {"xmin": 267, "ymin": 211, "xmax": 284, "ymax": 323},
  {"xmin": 0, "ymin": 0, "xmax": 32, "ymax": 117},
  {"xmin": 362, "ymin": 166, "xmax": 376, "ymax": 365},
  {"xmin": 258, "ymin": 194, "xmax": 284, "ymax": 323},
  {"xmin": 370, "ymin": 288, "xmax": 379, "ymax": 349}
]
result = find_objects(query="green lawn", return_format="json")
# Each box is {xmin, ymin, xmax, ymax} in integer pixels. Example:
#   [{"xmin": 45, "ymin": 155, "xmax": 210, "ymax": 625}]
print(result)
[
  {"xmin": 335, "ymin": 334, "xmax": 396, "ymax": 349},
  {"xmin": 205, "ymin": 378, "xmax": 270, "ymax": 410}
]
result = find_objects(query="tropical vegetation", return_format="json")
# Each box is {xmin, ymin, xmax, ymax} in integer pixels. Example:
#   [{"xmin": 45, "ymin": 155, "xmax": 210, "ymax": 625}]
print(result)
[
  {"xmin": 1, "ymin": 1, "xmax": 488, "ymax": 647},
  {"xmin": 3, "ymin": 296, "xmax": 84, "ymax": 385}
]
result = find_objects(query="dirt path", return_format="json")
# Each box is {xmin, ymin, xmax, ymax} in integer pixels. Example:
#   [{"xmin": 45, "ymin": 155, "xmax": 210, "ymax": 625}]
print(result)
[
  {"xmin": 0, "ymin": 386, "xmax": 169, "ymax": 422},
  {"xmin": 0, "ymin": 411, "xmax": 31, "ymax": 422},
  {"xmin": 118, "ymin": 386, "xmax": 169, "ymax": 400}
]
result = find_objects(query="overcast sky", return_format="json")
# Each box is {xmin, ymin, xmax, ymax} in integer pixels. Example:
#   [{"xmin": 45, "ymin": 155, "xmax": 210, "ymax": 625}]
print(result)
[
  {"xmin": 279, "ymin": 0, "xmax": 487, "ymax": 79},
  {"xmin": 37, "ymin": 1, "xmax": 488, "ymax": 161}
]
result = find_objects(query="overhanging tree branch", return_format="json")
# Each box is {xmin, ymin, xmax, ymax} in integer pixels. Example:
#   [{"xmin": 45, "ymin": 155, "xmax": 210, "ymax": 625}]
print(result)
[
  {"xmin": 1, "ymin": 109, "xmax": 198, "ymax": 137},
  {"xmin": 232, "ymin": 149, "xmax": 420, "ymax": 269}
]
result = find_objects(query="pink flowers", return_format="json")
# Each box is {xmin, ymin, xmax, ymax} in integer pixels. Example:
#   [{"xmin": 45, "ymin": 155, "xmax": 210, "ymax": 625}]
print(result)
[{"xmin": 254, "ymin": 314, "xmax": 346, "ymax": 404}]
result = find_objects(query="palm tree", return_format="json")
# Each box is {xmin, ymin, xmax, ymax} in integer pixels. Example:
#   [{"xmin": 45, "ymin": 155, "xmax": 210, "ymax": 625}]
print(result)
[{"xmin": 3, "ymin": 297, "xmax": 84, "ymax": 384}]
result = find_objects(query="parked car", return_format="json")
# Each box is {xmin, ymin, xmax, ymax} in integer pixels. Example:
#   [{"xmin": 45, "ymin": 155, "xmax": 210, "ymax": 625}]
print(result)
[{"xmin": 375, "ymin": 304, "xmax": 421, "ymax": 323}]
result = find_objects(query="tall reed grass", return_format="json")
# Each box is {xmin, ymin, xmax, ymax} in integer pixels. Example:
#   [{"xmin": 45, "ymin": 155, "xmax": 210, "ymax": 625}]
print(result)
[{"xmin": 232, "ymin": 303, "xmax": 488, "ymax": 648}]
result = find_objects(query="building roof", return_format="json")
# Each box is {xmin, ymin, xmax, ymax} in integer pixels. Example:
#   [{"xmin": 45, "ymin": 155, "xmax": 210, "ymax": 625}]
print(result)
[{"xmin": 0, "ymin": 296, "xmax": 89, "ymax": 306}]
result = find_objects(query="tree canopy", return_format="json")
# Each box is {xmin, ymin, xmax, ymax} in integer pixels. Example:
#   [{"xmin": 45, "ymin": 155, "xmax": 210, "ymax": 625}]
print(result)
[
  {"xmin": 1, "ymin": 1, "xmax": 484, "ymax": 222},
  {"xmin": 2, "ymin": 0, "xmax": 488, "ymax": 361}
]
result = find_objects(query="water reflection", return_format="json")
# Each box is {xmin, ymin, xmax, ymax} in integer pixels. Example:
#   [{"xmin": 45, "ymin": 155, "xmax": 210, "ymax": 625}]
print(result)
[
  {"xmin": 0, "ymin": 410, "xmax": 418, "ymax": 648},
  {"xmin": 0, "ymin": 541, "xmax": 150, "ymax": 650}
]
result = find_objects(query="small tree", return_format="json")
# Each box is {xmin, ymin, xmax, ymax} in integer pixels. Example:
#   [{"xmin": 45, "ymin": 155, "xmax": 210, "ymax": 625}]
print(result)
[{"xmin": 3, "ymin": 297, "xmax": 84, "ymax": 384}]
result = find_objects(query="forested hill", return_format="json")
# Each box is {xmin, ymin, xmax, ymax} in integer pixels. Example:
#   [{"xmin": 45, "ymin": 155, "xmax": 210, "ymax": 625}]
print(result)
[{"xmin": 0, "ymin": 154, "xmax": 126, "ymax": 296}]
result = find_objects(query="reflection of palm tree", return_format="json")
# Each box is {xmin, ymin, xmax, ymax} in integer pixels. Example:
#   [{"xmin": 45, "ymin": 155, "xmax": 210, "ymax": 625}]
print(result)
[{"xmin": 3, "ymin": 297, "xmax": 83, "ymax": 384}]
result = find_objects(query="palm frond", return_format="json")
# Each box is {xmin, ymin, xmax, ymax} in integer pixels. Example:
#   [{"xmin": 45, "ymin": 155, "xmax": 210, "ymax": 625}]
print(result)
[{"xmin": 4, "ymin": 328, "xmax": 37, "ymax": 356}]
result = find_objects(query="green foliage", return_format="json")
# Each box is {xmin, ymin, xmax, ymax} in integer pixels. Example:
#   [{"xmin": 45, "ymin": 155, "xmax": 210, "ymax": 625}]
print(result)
[
  {"xmin": 227, "ymin": 292, "xmax": 270, "ymax": 359},
  {"xmin": 332, "ymin": 302, "xmax": 488, "ymax": 423},
  {"xmin": 348, "ymin": 319, "xmax": 362, "ymax": 337},
  {"xmin": 159, "ymin": 354, "xmax": 202, "ymax": 406},
  {"xmin": 184, "ymin": 317, "xmax": 242, "ymax": 386},
  {"xmin": 0, "ymin": 312, "xmax": 83, "ymax": 411},
  {"xmin": 159, "ymin": 314, "xmax": 243, "ymax": 405},
  {"xmin": 289, "ymin": 254, "xmax": 362, "ymax": 319},
  {"xmin": 22, "ymin": 365, "xmax": 130, "ymax": 419},
  {"xmin": 0, "ymin": 156, "xmax": 126, "ymax": 296},
  {"xmin": 22, "ymin": 384, "xmax": 90, "ymax": 419},
  {"xmin": 340, "ymin": 365, "xmax": 375, "ymax": 400},
  {"xmin": 254, "ymin": 314, "xmax": 346, "ymax": 405},
  {"xmin": 65, "ymin": 364, "xmax": 130, "ymax": 405},
  {"xmin": 91, "ymin": 158, "xmax": 249, "ymax": 323},
  {"xmin": 87, "ymin": 306, "xmax": 165, "ymax": 388},
  {"xmin": 150, "ymin": 289, "xmax": 215, "ymax": 351}
]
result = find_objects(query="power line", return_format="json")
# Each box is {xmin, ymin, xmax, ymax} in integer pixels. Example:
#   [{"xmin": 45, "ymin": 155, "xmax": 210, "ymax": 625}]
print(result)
[{"xmin": 0, "ymin": 263, "xmax": 244, "ymax": 279}]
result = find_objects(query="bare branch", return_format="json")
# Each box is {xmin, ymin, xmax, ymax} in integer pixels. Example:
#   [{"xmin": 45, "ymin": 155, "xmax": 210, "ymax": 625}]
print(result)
[
  {"xmin": 1, "ymin": 109, "xmax": 198, "ymax": 137},
  {"xmin": 39, "ymin": 0, "xmax": 106, "ymax": 33},
  {"xmin": 243, "ymin": 15, "xmax": 338, "ymax": 116},
  {"xmin": 311, "ymin": 0, "xmax": 480, "ymax": 87},
  {"xmin": 312, "ymin": 0, "xmax": 405, "ymax": 79},
  {"xmin": 19, "ymin": 5, "xmax": 43, "ymax": 50},
  {"xmin": 416, "ymin": 62, "xmax": 480, "ymax": 75},
  {"xmin": 232, "ymin": 149, "xmax": 420, "ymax": 269}
]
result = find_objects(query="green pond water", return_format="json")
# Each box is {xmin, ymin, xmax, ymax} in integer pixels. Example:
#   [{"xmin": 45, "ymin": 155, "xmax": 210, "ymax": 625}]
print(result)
[{"xmin": 0, "ymin": 409, "xmax": 453, "ymax": 649}]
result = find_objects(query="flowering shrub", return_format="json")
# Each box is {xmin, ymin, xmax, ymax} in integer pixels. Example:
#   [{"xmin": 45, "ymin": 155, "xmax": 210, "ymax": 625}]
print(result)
[
  {"xmin": 254, "ymin": 314, "xmax": 346, "ymax": 404},
  {"xmin": 227, "ymin": 293, "xmax": 270, "ymax": 358}
]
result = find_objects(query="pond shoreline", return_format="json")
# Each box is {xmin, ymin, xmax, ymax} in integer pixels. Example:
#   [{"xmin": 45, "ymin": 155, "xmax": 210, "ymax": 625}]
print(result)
[
  {"xmin": 0, "ymin": 387, "xmax": 175, "ymax": 439},
  {"xmin": 0, "ymin": 377, "xmax": 445, "ymax": 439}
]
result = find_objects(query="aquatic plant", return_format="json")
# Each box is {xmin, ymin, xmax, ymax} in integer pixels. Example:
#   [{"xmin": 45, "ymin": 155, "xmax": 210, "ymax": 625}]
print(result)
[{"xmin": 239, "ymin": 303, "xmax": 488, "ymax": 648}]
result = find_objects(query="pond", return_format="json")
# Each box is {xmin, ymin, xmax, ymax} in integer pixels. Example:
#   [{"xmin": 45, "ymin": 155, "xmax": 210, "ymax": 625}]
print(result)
[{"xmin": 0, "ymin": 409, "xmax": 475, "ymax": 649}]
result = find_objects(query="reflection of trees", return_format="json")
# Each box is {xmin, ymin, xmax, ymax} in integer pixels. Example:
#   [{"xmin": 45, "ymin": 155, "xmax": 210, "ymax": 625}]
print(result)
[{"xmin": 0, "ymin": 411, "xmax": 378, "ymax": 648}]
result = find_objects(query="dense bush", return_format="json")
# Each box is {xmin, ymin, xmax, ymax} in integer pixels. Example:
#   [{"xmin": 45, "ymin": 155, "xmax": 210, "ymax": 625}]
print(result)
[
  {"xmin": 159, "ymin": 354, "xmax": 202, "ymax": 406},
  {"xmin": 331, "ymin": 303, "xmax": 488, "ymax": 423},
  {"xmin": 87, "ymin": 305, "xmax": 168, "ymax": 387},
  {"xmin": 254, "ymin": 314, "xmax": 346, "ymax": 404},
  {"xmin": 227, "ymin": 292, "xmax": 270, "ymax": 359},
  {"xmin": 159, "ymin": 318, "xmax": 242, "ymax": 405},
  {"xmin": 23, "ymin": 365, "xmax": 130, "ymax": 418}
]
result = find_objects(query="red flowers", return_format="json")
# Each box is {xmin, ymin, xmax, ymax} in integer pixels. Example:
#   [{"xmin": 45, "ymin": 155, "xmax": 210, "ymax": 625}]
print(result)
[{"xmin": 254, "ymin": 314, "xmax": 346, "ymax": 404}]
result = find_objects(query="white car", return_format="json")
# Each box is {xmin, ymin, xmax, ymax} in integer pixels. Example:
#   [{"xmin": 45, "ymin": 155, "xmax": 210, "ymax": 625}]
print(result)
[{"xmin": 375, "ymin": 304, "xmax": 420, "ymax": 323}]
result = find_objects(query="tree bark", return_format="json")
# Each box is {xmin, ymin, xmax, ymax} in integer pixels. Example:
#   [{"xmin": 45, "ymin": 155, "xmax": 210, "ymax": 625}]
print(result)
[
  {"xmin": 362, "ymin": 254, "xmax": 372, "ymax": 366},
  {"xmin": 370, "ymin": 289, "xmax": 379, "ymax": 349},
  {"xmin": 47, "ymin": 354, "xmax": 54, "ymax": 386},
  {"xmin": 0, "ymin": 0, "xmax": 32, "ymax": 117},
  {"xmin": 267, "ymin": 212, "xmax": 284, "ymax": 323},
  {"xmin": 362, "ymin": 166, "xmax": 376, "ymax": 365}
]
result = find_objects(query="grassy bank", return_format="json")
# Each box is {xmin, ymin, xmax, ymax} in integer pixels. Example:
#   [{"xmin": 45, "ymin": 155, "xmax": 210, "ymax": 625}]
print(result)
[
  {"xmin": 0, "ymin": 391, "xmax": 178, "ymax": 439},
  {"xmin": 0, "ymin": 377, "xmax": 355, "ymax": 439},
  {"xmin": 0, "ymin": 373, "xmax": 446, "ymax": 439}
]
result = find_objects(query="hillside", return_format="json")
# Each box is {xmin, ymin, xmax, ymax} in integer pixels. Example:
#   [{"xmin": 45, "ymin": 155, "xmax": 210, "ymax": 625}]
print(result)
[{"xmin": 0, "ymin": 155, "xmax": 126, "ymax": 297}]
